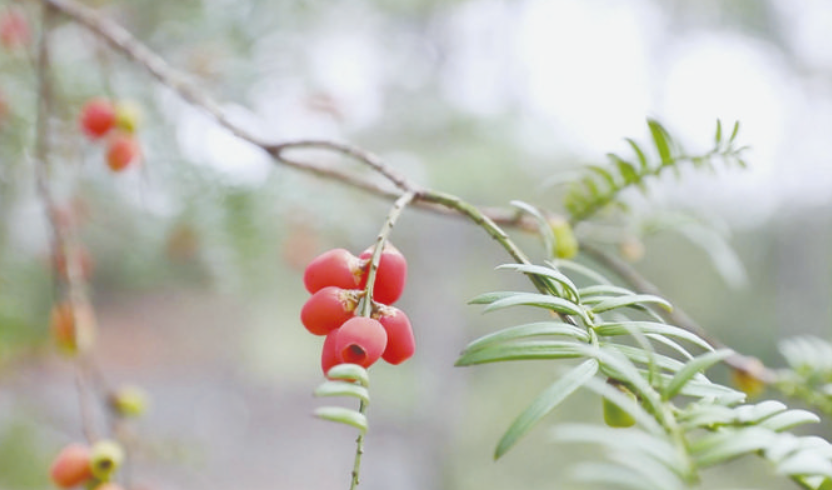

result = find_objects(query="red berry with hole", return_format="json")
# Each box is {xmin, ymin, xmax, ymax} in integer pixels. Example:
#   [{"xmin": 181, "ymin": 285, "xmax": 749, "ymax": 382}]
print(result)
[
  {"xmin": 50, "ymin": 443, "xmax": 93, "ymax": 488},
  {"xmin": 358, "ymin": 244, "xmax": 407, "ymax": 304},
  {"xmin": 80, "ymin": 99, "xmax": 116, "ymax": 139},
  {"xmin": 303, "ymin": 248, "xmax": 363, "ymax": 294},
  {"xmin": 106, "ymin": 134, "xmax": 141, "ymax": 172},
  {"xmin": 321, "ymin": 329, "xmax": 341, "ymax": 376},
  {"xmin": 301, "ymin": 287, "xmax": 358, "ymax": 335},
  {"xmin": 375, "ymin": 306, "xmax": 415, "ymax": 365},
  {"xmin": 334, "ymin": 317, "xmax": 387, "ymax": 368}
]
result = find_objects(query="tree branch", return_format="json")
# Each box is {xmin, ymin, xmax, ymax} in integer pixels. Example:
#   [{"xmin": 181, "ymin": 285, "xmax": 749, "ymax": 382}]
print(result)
[{"xmin": 44, "ymin": 0, "xmax": 775, "ymax": 388}]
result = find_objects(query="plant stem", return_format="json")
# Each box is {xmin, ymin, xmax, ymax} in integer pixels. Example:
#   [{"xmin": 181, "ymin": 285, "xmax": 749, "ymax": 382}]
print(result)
[
  {"xmin": 346, "ymin": 191, "xmax": 415, "ymax": 490},
  {"xmin": 36, "ymin": 0, "xmax": 101, "ymax": 445},
  {"xmin": 349, "ymin": 400, "xmax": 368, "ymax": 490},
  {"xmin": 361, "ymin": 191, "xmax": 415, "ymax": 317}
]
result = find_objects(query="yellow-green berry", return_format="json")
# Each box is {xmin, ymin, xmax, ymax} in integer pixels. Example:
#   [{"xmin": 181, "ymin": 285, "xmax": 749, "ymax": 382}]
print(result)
[
  {"xmin": 549, "ymin": 217, "xmax": 579, "ymax": 259},
  {"xmin": 89, "ymin": 440, "xmax": 124, "ymax": 481},
  {"xmin": 109, "ymin": 385, "xmax": 149, "ymax": 418},
  {"xmin": 603, "ymin": 384, "xmax": 637, "ymax": 428},
  {"xmin": 114, "ymin": 100, "xmax": 142, "ymax": 134}
]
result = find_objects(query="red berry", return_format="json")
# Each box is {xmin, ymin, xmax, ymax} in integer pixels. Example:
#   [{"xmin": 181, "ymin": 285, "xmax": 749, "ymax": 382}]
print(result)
[
  {"xmin": 300, "ymin": 287, "xmax": 358, "ymax": 336},
  {"xmin": 358, "ymin": 244, "xmax": 407, "ymax": 304},
  {"xmin": 334, "ymin": 317, "xmax": 387, "ymax": 368},
  {"xmin": 0, "ymin": 9, "xmax": 29, "ymax": 50},
  {"xmin": 303, "ymin": 248, "xmax": 363, "ymax": 294},
  {"xmin": 79, "ymin": 99, "xmax": 116, "ymax": 139},
  {"xmin": 106, "ymin": 134, "xmax": 141, "ymax": 172},
  {"xmin": 50, "ymin": 443, "xmax": 93, "ymax": 488},
  {"xmin": 321, "ymin": 329, "xmax": 341, "ymax": 376},
  {"xmin": 375, "ymin": 306, "xmax": 415, "ymax": 365}
]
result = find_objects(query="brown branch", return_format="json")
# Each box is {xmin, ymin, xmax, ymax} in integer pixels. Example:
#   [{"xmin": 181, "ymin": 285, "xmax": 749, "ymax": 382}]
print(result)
[
  {"xmin": 44, "ymin": 0, "xmax": 544, "ymax": 233},
  {"xmin": 44, "ymin": 0, "xmax": 775, "ymax": 387},
  {"xmin": 35, "ymin": 1, "xmax": 101, "ymax": 442}
]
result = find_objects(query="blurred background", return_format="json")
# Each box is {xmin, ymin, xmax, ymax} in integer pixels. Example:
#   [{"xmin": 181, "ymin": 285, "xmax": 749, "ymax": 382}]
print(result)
[{"xmin": 1, "ymin": 0, "xmax": 831, "ymax": 489}]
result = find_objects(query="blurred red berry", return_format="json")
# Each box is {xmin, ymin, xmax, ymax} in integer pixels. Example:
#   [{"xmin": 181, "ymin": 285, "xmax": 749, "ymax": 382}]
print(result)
[
  {"xmin": 0, "ymin": 9, "xmax": 29, "ymax": 50},
  {"xmin": 50, "ymin": 301, "xmax": 97, "ymax": 355},
  {"xmin": 80, "ymin": 99, "xmax": 116, "ymax": 139},
  {"xmin": 106, "ymin": 133, "xmax": 141, "ymax": 172},
  {"xmin": 301, "ymin": 287, "xmax": 358, "ymax": 335},
  {"xmin": 321, "ymin": 329, "xmax": 341, "ymax": 376},
  {"xmin": 50, "ymin": 443, "xmax": 93, "ymax": 488},
  {"xmin": 358, "ymin": 244, "xmax": 407, "ymax": 304},
  {"xmin": 303, "ymin": 248, "xmax": 363, "ymax": 294},
  {"xmin": 334, "ymin": 317, "xmax": 387, "ymax": 368},
  {"xmin": 376, "ymin": 306, "xmax": 415, "ymax": 365}
]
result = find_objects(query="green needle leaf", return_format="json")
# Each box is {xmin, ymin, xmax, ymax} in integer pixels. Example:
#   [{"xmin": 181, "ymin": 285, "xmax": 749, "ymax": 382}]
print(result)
[
  {"xmin": 595, "ymin": 321, "xmax": 713, "ymax": 351},
  {"xmin": 495, "ymin": 359, "xmax": 598, "ymax": 459},
  {"xmin": 483, "ymin": 293, "xmax": 585, "ymax": 318},
  {"xmin": 692, "ymin": 427, "xmax": 775, "ymax": 467},
  {"xmin": 325, "ymin": 364, "xmax": 370, "ymax": 387},
  {"xmin": 662, "ymin": 350, "xmax": 734, "ymax": 400},
  {"xmin": 314, "ymin": 407, "xmax": 368, "ymax": 433},
  {"xmin": 462, "ymin": 322, "xmax": 590, "ymax": 353},
  {"xmin": 468, "ymin": 291, "xmax": 520, "ymax": 305},
  {"xmin": 496, "ymin": 263, "xmax": 580, "ymax": 301},
  {"xmin": 759, "ymin": 410, "xmax": 820, "ymax": 432},
  {"xmin": 590, "ymin": 294, "xmax": 673, "ymax": 313},
  {"xmin": 455, "ymin": 340, "xmax": 584, "ymax": 366},
  {"xmin": 314, "ymin": 381, "xmax": 370, "ymax": 404},
  {"xmin": 647, "ymin": 119, "xmax": 673, "ymax": 165}
]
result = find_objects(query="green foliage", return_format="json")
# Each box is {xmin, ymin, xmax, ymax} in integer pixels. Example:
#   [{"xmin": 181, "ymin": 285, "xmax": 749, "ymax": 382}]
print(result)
[
  {"xmin": 776, "ymin": 336, "xmax": 832, "ymax": 416},
  {"xmin": 314, "ymin": 364, "xmax": 370, "ymax": 433},
  {"xmin": 0, "ymin": 421, "xmax": 51, "ymax": 490},
  {"xmin": 458, "ymin": 260, "xmax": 832, "ymax": 489},
  {"xmin": 563, "ymin": 119, "xmax": 748, "ymax": 223}
]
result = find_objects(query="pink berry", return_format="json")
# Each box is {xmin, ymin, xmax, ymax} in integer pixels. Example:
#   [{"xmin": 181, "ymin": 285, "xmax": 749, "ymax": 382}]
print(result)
[
  {"xmin": 303, "ymin": 249, "xmax": 363, "ymax": 294},
  {"xmin": 334, "ymin": 317, "xmax": 387, "ymax": 369},
  {"xmin": 358, "ymin": 244, "xmax": 407, "ymax": 304},
  {"xmin": 376, "ymin": 306, "xmax": 415, "ymax": 365},
  {"xmin": 300, "ymin": 287, "xmax": 358, "ymax": 336}
]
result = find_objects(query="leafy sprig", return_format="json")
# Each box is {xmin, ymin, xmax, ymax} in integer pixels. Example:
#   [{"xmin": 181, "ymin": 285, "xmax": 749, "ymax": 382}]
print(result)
[
  {"xmin": 457, "ymin": 261, "xmax": 832, "ymax": 489},
  {"xmin": 776, "ymin": 336, "xmax": 832, "ymax": 417},
  {"xmin": 564, "ymin": 119, "xmax": 748, "ymax": 224}
]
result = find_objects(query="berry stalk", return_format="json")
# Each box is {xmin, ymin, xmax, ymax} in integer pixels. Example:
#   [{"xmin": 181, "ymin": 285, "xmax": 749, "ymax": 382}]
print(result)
[{"xmin": 348, "ymin": 191, "xmax": 415, "ymax": 490}]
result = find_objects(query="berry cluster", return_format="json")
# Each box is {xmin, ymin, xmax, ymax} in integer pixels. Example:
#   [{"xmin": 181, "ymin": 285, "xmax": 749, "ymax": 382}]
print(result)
[
  {"xmin": 50, "ymin": 439, "xmax": 125, "ymax": 490},
  {"xmin": 301, "ymin": 245, "xmax": 415, "ymax": 374},
  {"xmin": 79, "ymin": 98, "xmax": 142, "ymax": 172}
]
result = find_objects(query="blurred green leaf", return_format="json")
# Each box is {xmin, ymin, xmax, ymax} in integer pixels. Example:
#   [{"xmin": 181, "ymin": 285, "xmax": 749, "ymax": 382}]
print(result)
[
  {"xmin": 455, "ymin": 340, "xmax": 584, "ymax": 366},
  {"xmin": 314, "ymin": 381, "xmax": 370, "ymax": 404},
  {"xmin": 325, "ymin": 364, "xmax": 370, "ymax": 387},
  {"xmin": 462, "ymin": 322, "xmax": 590, "ymax": 353},
  {"xmin": 647, "ymin": 119, "xmax": 672, "ymax": 165},
  {"xmin": 494, "ymin": 359, "xmax": 598, "ymax": 459},
  {"xmin": 663, "ymin": 350, "xmax": 734, "ymax": 400},
  {"xmin": 483, "ymin": 293, "xmax": 584, "ymax": 318},
  {"xmin": 590, "ymin": 294, "xmax": 672, "ymax": 313},
  {"xmin": 314, "ymin": 407, "xmax": 368, "ymax": 433}
]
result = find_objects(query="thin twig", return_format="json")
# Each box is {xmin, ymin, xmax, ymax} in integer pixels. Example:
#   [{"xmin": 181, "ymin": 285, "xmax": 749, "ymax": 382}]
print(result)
[
  {"xmin": 45, "ymin": 0, "xmax": 775, "ymax": 386},
  {"xmin": 344, "ymin": 192, "xmax": 416, "ymax": 490},
  {"xmin": 35, "ymin": 0, "xmax": 101, "ymax": 442}
]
